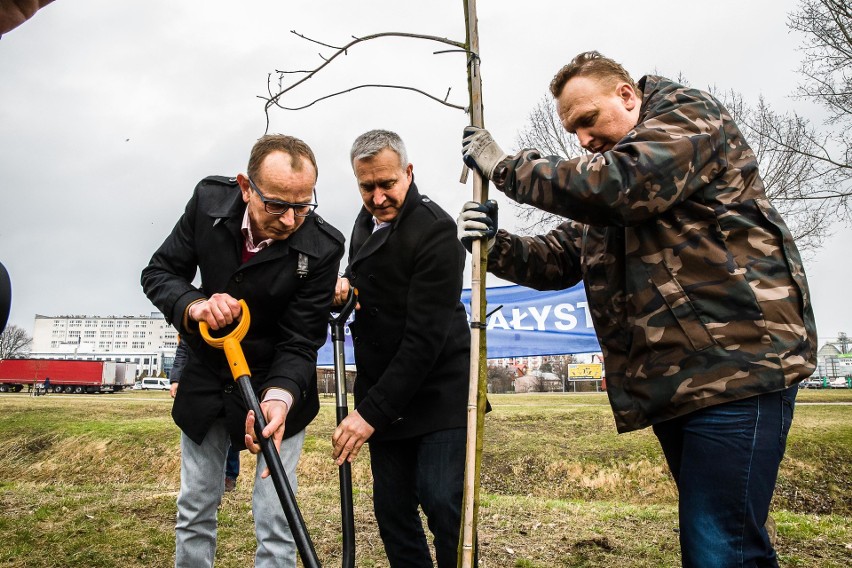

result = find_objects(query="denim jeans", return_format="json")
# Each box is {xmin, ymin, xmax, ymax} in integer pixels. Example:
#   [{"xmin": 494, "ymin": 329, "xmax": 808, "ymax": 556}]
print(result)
[
  {"xmin": 225, "ymin": 445, "xmax": 240, "ymax": 479},
  {"xmin": 653, "ymin": 385, "xmax": 798, "ymax": 568},
  {"xmin": 175, "ymin": 418, "xmax": 305, "ymax": 568},
  {"xmin": 369, "ymin": 427, "xmax": 469, "ymax": 567}
]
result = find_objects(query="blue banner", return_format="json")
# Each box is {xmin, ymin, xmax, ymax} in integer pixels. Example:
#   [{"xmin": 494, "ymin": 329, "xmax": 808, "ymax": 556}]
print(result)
[{"xmin": 317, "ymin": 283, "xmax": 600, "ymax": 366}]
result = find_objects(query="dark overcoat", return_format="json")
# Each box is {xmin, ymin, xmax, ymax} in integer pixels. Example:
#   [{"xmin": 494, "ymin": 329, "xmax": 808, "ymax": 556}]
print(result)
[
  {"xmin": 141, "ymin": 176, "xmax": 344, "ymax": 447},
  {"xmin": 345, "ymin": 181, "xmax": 470, "ymax": 441}
]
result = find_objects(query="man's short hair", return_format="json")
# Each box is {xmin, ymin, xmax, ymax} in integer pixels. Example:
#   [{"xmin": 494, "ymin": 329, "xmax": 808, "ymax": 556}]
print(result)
[
  {"xmin": 247, "ymin": 134, "xmax": 318, "ymax": 183},
  {"xmin": 549, "ymin": 51, "xmax": 637, "ymax": 98},
  {"xmin": 350, "ymin": 129, "xmax": 408, "ymax": 169}
]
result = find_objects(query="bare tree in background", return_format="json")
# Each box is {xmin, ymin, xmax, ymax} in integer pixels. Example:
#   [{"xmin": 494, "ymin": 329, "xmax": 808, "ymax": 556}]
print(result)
[
  {"xmin": 486, "ymin": 365, "xmax": 516, "ymax": 394},
  {"xmin": 529, "ymin": 372, "xmax": 549, "ymax": 393},
  {"xmin": 550, "ymin": 355, "xmax": 576, "ymax": 392},
  {"xmin": 835, "ymin": 331, "xmax": 850, "ymax": 354},
  {"xmin": 788, "ymin": 0, "xmax": 851, "ymax": 205},
  {"xmin": 790, "ymin": 0, "xmax": 852, "ymax": 154},
  {"xmin": 511, "ymin": 95, "xmax": 584, "ymax": 234},
  {"xmin": 0, "ymin": 325, "xmax": 31, "ymax": 359}
]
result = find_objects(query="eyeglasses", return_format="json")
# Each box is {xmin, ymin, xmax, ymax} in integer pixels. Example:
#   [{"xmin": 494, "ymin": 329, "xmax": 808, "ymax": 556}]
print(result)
[{"xmin": 247, "ymin": 176, "xmax": 318, "ymax": 217}]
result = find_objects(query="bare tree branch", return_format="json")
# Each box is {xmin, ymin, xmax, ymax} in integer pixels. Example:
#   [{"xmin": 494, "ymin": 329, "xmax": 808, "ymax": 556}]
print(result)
[
  {"xmin": 262, "ymin": 30, "xmax": 469, "ymax": 131},
  {"xmin": 486, "ymin": 365, "xmax": 516, "ymax": 394},
  {"xmin": 267, "ymin": 83, "xmax": 466, "ymax": 112},
  {"xmin": 789, "ymin": 0, "xmax": 852, "ymax": 131},
  {"xmin": 289, "ymin": 29, "xmax": 346, "ymax": 51}
]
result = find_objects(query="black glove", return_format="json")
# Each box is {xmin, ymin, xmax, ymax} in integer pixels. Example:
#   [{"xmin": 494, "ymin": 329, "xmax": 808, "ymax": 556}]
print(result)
[{"xmin": 457, "ymin": 200, "xmax": 498, "ymax": 253}]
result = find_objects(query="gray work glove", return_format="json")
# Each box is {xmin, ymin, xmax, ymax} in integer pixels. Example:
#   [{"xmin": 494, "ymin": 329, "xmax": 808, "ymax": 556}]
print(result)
[
  {"xmin": 462, "ymin": 126, "xmax": 507, "ymax": 180},
  {"xmin": 457, "ymin": 200, "xmax": 498, "ymax": 253}
]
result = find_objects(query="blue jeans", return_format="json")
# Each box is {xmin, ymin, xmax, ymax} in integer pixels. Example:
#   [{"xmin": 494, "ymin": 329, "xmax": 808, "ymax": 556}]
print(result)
[
  {"xmin": 225, "ymin": 445, "xmax": 240, "ymax": 479},
  {"xmin": 369, "ymin": 427, "xmax": 470, "ymax": 568},
  {"xmin": 175, "ymin": 418, "xmax": 305, "ymax": 568},
  {"xmin": 653, "ymin": 385, "xmax": 797, "ymax": 568}
]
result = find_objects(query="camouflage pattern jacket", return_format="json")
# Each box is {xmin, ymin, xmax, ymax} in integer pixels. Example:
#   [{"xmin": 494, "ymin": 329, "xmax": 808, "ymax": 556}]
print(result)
[{"xmin": 489, "ymin": 75, "xmax": 817, "ymax": 433}]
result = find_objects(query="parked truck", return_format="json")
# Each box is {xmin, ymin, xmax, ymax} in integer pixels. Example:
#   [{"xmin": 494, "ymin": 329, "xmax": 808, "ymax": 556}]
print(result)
[
  {"xmin": 113, "ymin": 361, "xmax": 138, "ymax": 391},
  {"xmin": 0, "ymin": 359, "xmax": 136, "ymax": 394}
]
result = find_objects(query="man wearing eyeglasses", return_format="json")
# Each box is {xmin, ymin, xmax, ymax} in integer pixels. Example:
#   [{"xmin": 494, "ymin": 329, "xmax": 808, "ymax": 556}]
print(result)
[{"xmin": 141, "ymin": 134, "xmax": 344, "ymax": 568}]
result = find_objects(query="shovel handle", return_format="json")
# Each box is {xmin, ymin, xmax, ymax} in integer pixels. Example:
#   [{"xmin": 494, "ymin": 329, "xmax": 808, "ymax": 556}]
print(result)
[
  {"xmin": 198, "ymin": 299, "xmax": 251, "ymax": 380},
  {"xmin": 329, "ymin": 288, "xmax": 357, "ymax": 331}
]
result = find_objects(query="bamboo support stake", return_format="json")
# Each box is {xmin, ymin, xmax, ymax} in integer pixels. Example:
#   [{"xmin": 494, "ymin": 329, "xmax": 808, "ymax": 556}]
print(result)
[{"xmin": 459, "ymin": 1, "xmax": 488, "ymax": 566}]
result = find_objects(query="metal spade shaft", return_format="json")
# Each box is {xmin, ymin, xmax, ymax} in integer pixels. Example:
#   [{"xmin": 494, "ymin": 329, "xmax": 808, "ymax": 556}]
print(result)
[
  {"xmin": 329, "ymin": 289, "xmax": 357, "ymax": 568},
  {"xmin": 200, "ymin": 300, "xmax": 320, "ymax": 568}
]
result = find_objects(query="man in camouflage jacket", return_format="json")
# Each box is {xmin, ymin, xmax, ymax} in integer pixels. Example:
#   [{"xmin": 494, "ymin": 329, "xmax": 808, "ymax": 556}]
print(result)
[{"xmin": 459, "ymin": 51, "xmax": 817, "ymax": 567}]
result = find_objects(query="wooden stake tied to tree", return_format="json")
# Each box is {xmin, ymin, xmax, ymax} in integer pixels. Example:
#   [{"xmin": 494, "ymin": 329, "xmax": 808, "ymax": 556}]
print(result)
[
  {"xmin": 261, "ymin": 4, "xmax": 491, "ymax": 565},
  {"xmin": 459, "ymin": 7, "xmax": 488, "ymax": 568}
]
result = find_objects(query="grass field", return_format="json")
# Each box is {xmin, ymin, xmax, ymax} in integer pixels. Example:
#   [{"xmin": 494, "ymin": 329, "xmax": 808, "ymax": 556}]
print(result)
[{"xmin": 0, "ymin": 389, "xmax": 850, "ymax": 567}]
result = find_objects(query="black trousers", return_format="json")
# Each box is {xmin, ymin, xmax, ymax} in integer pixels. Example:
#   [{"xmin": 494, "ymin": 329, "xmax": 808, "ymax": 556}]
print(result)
[{"xmin": 369, "ymin": 427, "xmax": 469, "ymax": 567}]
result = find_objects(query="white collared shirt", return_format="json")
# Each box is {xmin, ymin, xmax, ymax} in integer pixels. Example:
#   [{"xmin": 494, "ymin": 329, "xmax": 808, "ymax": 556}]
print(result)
[
  {"xmin": 241, "ymin": 207, "xmax": 274, "ymax": 252},
  {"xmin": 372, "ymin": 218, "xmax": 391, "ymax": 233},
  {"xmin": 239, "ymin": 207, "xmax": 292, "ymax": 406}
]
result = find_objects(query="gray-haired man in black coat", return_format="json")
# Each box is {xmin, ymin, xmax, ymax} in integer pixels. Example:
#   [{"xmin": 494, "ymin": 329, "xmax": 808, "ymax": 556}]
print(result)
[{"xmin": 332, "ymin": 130, "xmax": 472, "ymax": 567}]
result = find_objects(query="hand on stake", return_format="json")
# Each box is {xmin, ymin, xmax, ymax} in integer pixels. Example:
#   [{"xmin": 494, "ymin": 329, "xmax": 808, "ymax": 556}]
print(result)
[{"xmin": 462, "ymin": 126, "xmax": 507, "ymax": 180}]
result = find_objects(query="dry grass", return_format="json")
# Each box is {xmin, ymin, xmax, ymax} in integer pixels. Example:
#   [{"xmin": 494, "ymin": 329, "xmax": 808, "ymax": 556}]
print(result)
[{"xmin": 0, "ymin": 390, "xmax": 849, "ymax": 567}]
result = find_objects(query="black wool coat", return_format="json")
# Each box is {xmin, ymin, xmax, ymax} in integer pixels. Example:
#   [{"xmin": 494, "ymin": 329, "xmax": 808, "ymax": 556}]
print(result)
[
  {"xmin": 141, "ymin": 176, "xmax": 344, "ymax": 447},
  {"xmin": 345, "ymin": 181, "xmax": 470, "ymax": 441}
]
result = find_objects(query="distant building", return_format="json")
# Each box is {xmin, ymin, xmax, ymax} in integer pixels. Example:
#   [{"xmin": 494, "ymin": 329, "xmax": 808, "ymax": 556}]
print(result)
[
  {"xmin": 29, "ymin": 313, "xmax": 178, "ymax": 377},
  {"xmin": 514, "ymin": 371, "xmax": 563, "ymax": 393},
  {"xmin": 490, "ymin": 355, "xmax": 546, "ymax": 370},
  {"xmin": 815, "ymin": 342, "xmax": 852, "ymax": 378},
  {"xmin": 490, "ymin": 353, "xmax": 601, "ymax": 369}
]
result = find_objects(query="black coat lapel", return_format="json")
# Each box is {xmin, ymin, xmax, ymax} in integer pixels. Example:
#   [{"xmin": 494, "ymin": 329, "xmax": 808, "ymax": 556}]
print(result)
[
  {"xmin": 349, "ymin": 216, "xmax": 391, "ymax": 266},
  {"xmin": 349, "ymin": 182, "xmax": 422, "ymax": 268},
  {"xmin": 208, "ymin": 188, "xmax": 245, "ymax": 263}
]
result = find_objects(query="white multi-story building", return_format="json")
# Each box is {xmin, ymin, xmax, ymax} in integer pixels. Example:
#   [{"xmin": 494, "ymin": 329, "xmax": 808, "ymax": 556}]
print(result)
[
  {"xmin": 29, "ymin": 312, "xmax": 178, "ymax": 377},
  {"xmin": 489, "ymin": 355, "xmax": 547, "ymax": 372}
]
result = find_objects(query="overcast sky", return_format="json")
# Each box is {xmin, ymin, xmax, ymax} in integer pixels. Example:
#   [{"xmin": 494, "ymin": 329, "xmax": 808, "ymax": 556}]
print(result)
[{"xmin": 1, "ymin": 0, "xmax": 848, "ymax": 347}]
